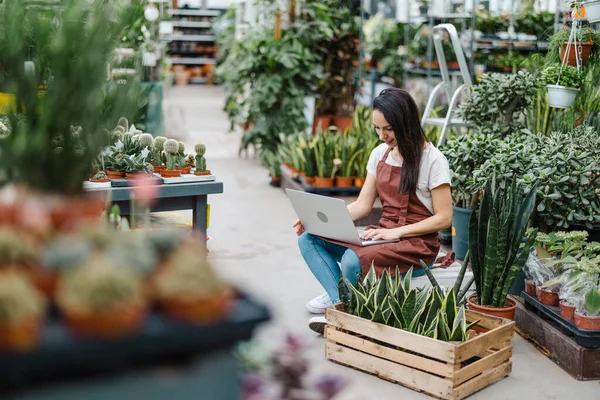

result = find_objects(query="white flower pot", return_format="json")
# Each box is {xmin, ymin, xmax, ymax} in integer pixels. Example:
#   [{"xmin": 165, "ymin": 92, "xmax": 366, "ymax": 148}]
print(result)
[
  {"xmin": 584, "ymin": 0, "xmax": 600, "ymax": 23},
  {"xmin": 547, "ymin": 85, "xmax": 579, "ymax": 109}
]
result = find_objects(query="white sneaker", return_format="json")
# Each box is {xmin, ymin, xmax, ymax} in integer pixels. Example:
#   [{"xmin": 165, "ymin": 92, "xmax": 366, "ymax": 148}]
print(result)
[
  {"xmin": 306, "ymin": 293, "xmax": 333, "ymax": 314},
  {"xmin": 308, "ymin": 316, "xmax": 327, "ymax": 335}
]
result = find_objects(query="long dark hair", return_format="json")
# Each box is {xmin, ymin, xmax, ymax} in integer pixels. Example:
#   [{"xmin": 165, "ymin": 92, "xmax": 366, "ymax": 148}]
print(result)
[{"xmin": 372, "ymin": 88, "xmax": 427, "ymax": 194}]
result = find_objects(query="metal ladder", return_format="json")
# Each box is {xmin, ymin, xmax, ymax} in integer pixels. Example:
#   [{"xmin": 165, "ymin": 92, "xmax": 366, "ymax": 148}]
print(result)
[{"xmin": 421, "ymin": 23, "xmax": 473, "ymax": 147}]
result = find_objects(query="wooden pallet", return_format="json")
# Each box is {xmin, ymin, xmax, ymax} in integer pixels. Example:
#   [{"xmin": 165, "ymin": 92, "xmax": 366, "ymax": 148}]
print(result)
[{"xmin": 325, "ymin": 304, "xmax": 514, "ymax": 400}]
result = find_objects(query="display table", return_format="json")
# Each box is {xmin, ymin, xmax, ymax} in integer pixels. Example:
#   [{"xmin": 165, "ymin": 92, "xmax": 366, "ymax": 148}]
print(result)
[{"xmin": 88, "ymin": 181, "xmax": 223, "ymax": 243}]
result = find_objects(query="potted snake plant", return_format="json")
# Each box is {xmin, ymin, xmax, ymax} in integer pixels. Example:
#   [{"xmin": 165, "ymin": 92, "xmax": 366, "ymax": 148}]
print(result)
[{"xmin": 313, "ymin": 128, "xmax": 337, "ymax": 187}]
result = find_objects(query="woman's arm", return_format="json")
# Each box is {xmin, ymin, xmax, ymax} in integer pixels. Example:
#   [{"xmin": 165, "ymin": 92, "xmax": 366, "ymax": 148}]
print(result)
[
  {"xmin": 347, "ymin": 173, "xmax": 378, "ymax": 221},
  {"xmin": 360, "ymin": 184, "xmax": 453, "ymax": 240}
]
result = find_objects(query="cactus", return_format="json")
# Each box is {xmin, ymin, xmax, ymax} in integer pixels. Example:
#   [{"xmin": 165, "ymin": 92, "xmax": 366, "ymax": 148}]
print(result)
[
  {"xmin": 164, "ymin": 139, "xmax": 179, "ymax": 171},
  {"xmin": 92, "ymin": 171, "xmax": 108, "ymax": 181},
  {"xmin": 116, "ymin": 117, "xmax": 129, "ymax": 132},
  {"xmin": 153, "ymin": 136, "xmax": 167, "ymax": 167},
  {"xmin": 0, "ymin": 271, "xmax": 45, "ymax": 325},
  {"xmin": 57, "ymin": 255, "xmax": 144, "ymax": 314},
  {"xmin": 139, "ymin": 133, "xmax": 154, "ymax": 149},
  {"xmin": 0, "ymin": 227, "xmax": 38, "ymax": 266},
  {"xmin": 185, "ymin": 154, "xmax": 195, "ymax": 168},
  {"xmin": 177, "ymin": 141, "xmax": 186, "ymax": 168},
  {"xmin": 195, "ymin": 143, "xmax": 207, "ymax": 173}
]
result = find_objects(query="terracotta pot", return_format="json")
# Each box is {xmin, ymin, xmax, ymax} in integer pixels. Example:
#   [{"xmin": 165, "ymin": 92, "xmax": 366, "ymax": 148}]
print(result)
[
  {"xmin": 538, "ymin": 288, "xmax": 559, "ymax": 306},
  {"xmin": 62, "ymin": 304, "xmax": 147, "ymax": 339},
  {"xmin": 160, "ymin": 169, "xmax": 182, "ymax": 178},
  {"xmin": 105, "ymin": 170, "xmax": 125, "ymax": 180},
  {"xmin": 447, "ymin": 61, "xmax": 460, "ymax": 69},
  {"xmin": 49, "ymin": 194, "xmax": 105, "ymax": 230},
  {"xmin": 332, "ymin": 115, "xmax": 353, "ymax": 133},
  {"xmin": 314, "ymin": 177, "xmax": 335, "ymax": 187},
  {"xmin": 560, "ymin": 41, "xmax": 593, "ymax": 66},
  {"xmin": 90, "ymin": 172, "xmax": 110, "ymax": 183},
  {"xmin": 181, "ymin": 166, "xmax": 192, "ymax": 174},
  {"xmin": 560, "ymin": 301, "xmax": 576, "ymax": 321},
  {"xmin": 152, "ymin": 164, "xmax": 166, "ymax": 172},
  {"xmin": 0, "ymin": 203, "xmax": 17, "ymax": 225},
  {"xmin": 525, "ymin": 279, "xmax": 537, "ymax": 296},
  {"xmin": 270, "ymin": 176, "xmax": 281, "ymax": 183},
  {"xmin": 126, "ymin": 172, "xmax": 154, "ymax": 180},
  {"xmin": 0, "ymin": 318, "xmax": 42, "ymax": 353},
  {"xmin": 160, "ymin": 290, "xmax": 233, "ymax": 324},
  {"xmin": 304, "ymin": 176, "xmax": 315, "ymax": 186},
  {"xmin": 313, "ymin": 115, "xmax": 333, "ymax": 133},
  {"xmin": 574, "ymin": 311, "xmax": 600, "ymax": 331},
  {"xmin": 27, "ymin": 268, "xmax": 58, "ymax": 299},
  {"xmin": 194, "ymin": 170, "xmax": 211, "ymax": 176},
  {"xmin": 467, "ymin": 294, "xmax": 517, "ymax": 321},
  {"xmin": 535, "ymin": 285, "xmax": 541, "ymax": 298},
  {"xmin": 423, "ymin": 60, "xmax": 440, "ymax": 69},
  {"xmin": 336, "ymin": 176, "xmax": 354, "ymax": 187},
  {"xmin": 354, "ymin": 177, "xmax": 366, "ymax": 187}
]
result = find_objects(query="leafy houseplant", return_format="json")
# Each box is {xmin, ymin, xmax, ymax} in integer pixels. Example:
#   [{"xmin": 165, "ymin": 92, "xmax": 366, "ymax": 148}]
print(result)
[
  {"xmin": 161, "ymin": 139, "xmax": 181, "ymax": 178},
  {"xmin": 544, "ymin": 63, "xmax": 582, "ymax": 109},
  {"xmin": 0, "ymin": 271, "xmax": 46, "ymax": 352},
  {"xmin": 339, "ymin": 266, "xmax": 478, "ymax": 342},
  {"xmin": 57, "ymin": 256, "xmax": 147, "ymax": 338},
  {"xmin": 194, "ymin": 143, "xmax": 210, "ymax": 176},
  {"xmin": 467, "ymin": 182, "xmax": 538, "ymax": 320}
]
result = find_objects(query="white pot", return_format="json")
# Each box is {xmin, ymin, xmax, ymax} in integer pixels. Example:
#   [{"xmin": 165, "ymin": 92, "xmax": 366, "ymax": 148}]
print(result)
[
  {"xmin": 547, "ymin": 85, "xmax": 579, "ymax": 109},
  {"xmin": 584, "ymin": 0, "xmax": 600, "ymax": 23}
]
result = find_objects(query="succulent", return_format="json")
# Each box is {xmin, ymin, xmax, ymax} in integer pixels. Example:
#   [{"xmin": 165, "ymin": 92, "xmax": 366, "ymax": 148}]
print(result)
[
  {"xmin": 156, "ymin": 241, "xmax": 227, "ymax": 301},
  {"xmin": 177, "ymin": 141, "xmax": 186, "ymax": 168},
  {"xmin": 185, "ymin": 154, "xmax": 195, "ymax": 168},
  {"xmin": 92, "ymin": 171, "xmax": 108, "ymax": 181},
  {"xmin": 163, "ymin": 139, "xmax": 179, "ymax": 171},
  {"xmin": 132, "ymin": 134, "xmax": 140, "ymax": 142},
  {"xmin": 122, "ymin": 153, "xmax": 153, "ymax": 174},
  {"xmin": 57, "ymin": 255, "xmax": 144, "ymax": 314},
  {"xmin": 195, "ymin": 143, "xmax": 207, "ymax": 173},
  {"xmin": 0, "ymin": 228, "xmax": 38, "ymax": 267},
  {"xmin": 116, "ymin": 117, "xmax": 129, "ymax": 133},
  {"xmin": 152, "ymin": 136, "xmax": 167, "ymax": 167},
  {"xmin": 0, "ymin": 271, "xmax": 45, "ymax": 325},
  {"xmin": 123, "ymin": 132, "xmax": 134, "ymax": 143},
  {"xmin": 138, "ymin": 133, "xmax": 154, "ymax": 149}
]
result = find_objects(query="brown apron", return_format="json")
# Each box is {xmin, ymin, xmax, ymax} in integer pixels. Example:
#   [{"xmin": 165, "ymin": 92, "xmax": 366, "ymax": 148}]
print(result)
[{"xmin": 325, "ymin": 146, "xmax": 439, "ymax": 277}]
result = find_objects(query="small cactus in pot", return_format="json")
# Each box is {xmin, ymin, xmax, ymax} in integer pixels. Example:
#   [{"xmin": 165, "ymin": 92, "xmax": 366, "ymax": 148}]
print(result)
[
  {"xmin": 177, "ymin": 141, "xmax": 191, "ymax": 174},
  {"xmin": 138, "ymin": 133, "xmax": 154, "ymax": 150},
  {"xmin": 161, "ymin": 139, "xmax": 182, "ymax": 178},
  {"xmin": 152, "ymin": 136, "xmax": 167, "ymax": 169},
  {"xmin": 90, "ymin": 170, "xmax": 109, "ymax": 183},
  {"xmin": 194, "ymin": 143, "xmax": 211, "ymax": 176}
]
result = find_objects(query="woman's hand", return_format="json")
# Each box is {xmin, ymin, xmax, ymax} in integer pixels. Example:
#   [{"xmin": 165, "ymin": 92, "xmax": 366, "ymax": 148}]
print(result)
[
  {"xmin": 360, "ymin": 227, "xmax": 404, "ymax": 241},
  {"xmin": 293, "ymin": 219, "xmax": 305, "ymax": 236}
]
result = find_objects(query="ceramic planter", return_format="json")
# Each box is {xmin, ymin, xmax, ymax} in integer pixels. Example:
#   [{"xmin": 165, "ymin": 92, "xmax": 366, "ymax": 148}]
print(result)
[
  {"xmin": 62, "ymin": 304, "xmax": 147, "ymax": 339},
  {"xmin": 560, "ymin": 301, "xmax": 576, "ymax": 321},
  {"xmin": 0, "ymin": 317, "xmax": 42, "ymax": 352},
  {"xmin": 160, "ymin": 291, "xmax": 233, "ymax": 324},
  {"xmin": 160, "ymin": 169, "xmax": 181, "ymax": 178},
  {"xmin": 194, "ymin": 170, "xmax": 211, "ymax": 176},
  {"xmin": 105, "ymin": 170, "xmax": 125, "ymax": 180},
  {"xmin": 524, "ymin": 279, "xmax": 537, "ymax": 296},
  {"xmin": 560, "ymin": 41, "xmax": 593, "ymax": 66},
  {"xmin": 538, "ymin": 288, "xmax": 560, "ymax": 306},
  {"xmin": 574, "ymin": 311, "xmax": 600, "ymax": 330},
  {"xmin": 547, "ymin": 85, "xmax": 579, "ymax": 109},
  {"xmin": 336, "ymin": 176, "xmax": 354, "ymax": 187},
  {"xmin": 467, "ymin": 294, "xmax": 517, "ymax": 321},
  {"xmin": 584, "ymin": 0, "xmax": 600, "ymax": 23},
  {"xmin": 314, "ymin": 177, "xmax": 335, "ymax": 187},
  {"xmin": 452, "ymin": 206, "xmax": 473, "ymax": 261},
  {"xmin": 354, "ymin": 177, "xmax": 366, "ymax": 187}
]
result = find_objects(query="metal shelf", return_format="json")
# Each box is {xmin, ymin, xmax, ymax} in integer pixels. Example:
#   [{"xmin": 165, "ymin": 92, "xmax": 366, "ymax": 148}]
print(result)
[
  {"xmin": 172, "ymin": 21, "xmax": 212, "ymax": 28},
  {"xmin": 168, "ymin": 57, "xmax": 216, "ymax": 65},
  {"xmin": 169, "ymin": 9, "xmax": 220, "ymax": 17},
  {"xmin": 165, "ymin": 34, "xmax": 216, "ymax": 42}
]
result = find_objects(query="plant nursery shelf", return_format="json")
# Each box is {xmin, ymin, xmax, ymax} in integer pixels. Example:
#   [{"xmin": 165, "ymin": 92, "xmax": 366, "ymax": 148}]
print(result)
[
  {"xmin": 325, "ymin": 304, "xmax": 515, "ymax": 400},
  {"xmin": 169, "ymin": 9, "xmax": 221, "ymax": 17},
  {"xmin": 168, "ymin": 57, "xmax": 216, "ymax": 65},
  {"xmin": 165, "ymin": 34, "xmax": 216, "ymax": 42},
  {"xmin": 171, "ymin": 21, "xmax": 212, "ymax": 28},
  {"xmin": 515, "ymin": 299, "xmax": 600, "ymax": 380}
]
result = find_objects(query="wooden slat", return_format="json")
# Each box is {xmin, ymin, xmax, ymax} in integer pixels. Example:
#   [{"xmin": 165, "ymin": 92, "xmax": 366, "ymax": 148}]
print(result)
[
  {"xmin": 453, "ymin": 346, "xmax": 513, "ymax": 386},
  {"xmin": 465, "ymin": 310, "xmax": 508, "ymax": 331},
  {"xmin": 452, "ymin": 361, "xmax": 512, "ymax": 400},
  {"xmin": 326, "ymin": 307, "xmax": 456, "ymax": 363},
  {"xmin": 326, "ymin": 326, "xmax": 455, "ymax": 378},
  {"xmin": 455, "ymin": 323, "xmax": 514, "ymax": 363},
  {"xmin": 326, "ymin": 342, "xmax": 454, "ymax": 399}
]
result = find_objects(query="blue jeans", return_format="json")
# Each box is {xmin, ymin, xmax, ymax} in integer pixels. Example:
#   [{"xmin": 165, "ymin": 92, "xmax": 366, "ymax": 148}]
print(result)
[{"xmin": 298, "ymin": 232, "xmax": 361, "ymax": 303}]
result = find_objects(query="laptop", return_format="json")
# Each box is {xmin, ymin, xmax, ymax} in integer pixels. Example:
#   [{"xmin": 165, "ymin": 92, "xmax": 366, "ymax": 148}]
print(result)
[{"xmin": 286, "ymin": 189, "xmax": 400, "ymax": 246}]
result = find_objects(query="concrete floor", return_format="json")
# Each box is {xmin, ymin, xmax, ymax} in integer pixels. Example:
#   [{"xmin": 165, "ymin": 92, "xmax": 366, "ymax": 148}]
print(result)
[{"xmin": 164, "ymin": 85, "xmax": 599, "ymax": 399}]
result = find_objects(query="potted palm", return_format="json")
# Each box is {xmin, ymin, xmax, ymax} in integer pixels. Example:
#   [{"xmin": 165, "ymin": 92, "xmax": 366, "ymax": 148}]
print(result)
[
  {"xmin": 466, "ymin": 182, "xmax": 538, "ymax": 320},
  {"xmin": 544, "ymin": 63, "xmax": 583, "ymax": 109},
  {"xmin": 0, "ymin": 271, "xmax": 46, "ymax": 353}
]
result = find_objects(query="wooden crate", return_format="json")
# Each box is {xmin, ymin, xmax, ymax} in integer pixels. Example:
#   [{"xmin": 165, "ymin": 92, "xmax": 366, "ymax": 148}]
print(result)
[{"xmin": 325, "ymin": 304, "xmax": 515, "ymax": 400}]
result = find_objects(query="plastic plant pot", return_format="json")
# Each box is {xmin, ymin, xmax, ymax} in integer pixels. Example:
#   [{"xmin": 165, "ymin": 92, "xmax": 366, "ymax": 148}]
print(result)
[
  {"xmin": 547, "ymin": 85, "xmax": 579, "ymax": 109},
  {"xmin": 538, "ymin": 289, "xmax": 560, "ymax": 306},
  {"xmin": 560, "ymin": 301, "xmax": 576, "ymax": 321},
  {"xmin": 467, "ymin": 294, "xmax": 517, "ymax": 321}
]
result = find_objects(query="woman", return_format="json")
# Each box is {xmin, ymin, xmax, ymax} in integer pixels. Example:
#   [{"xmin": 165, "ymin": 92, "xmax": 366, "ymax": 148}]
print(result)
[{"xmin": 294, "ymin": 88, "xmax": 453, "ymax": 333}]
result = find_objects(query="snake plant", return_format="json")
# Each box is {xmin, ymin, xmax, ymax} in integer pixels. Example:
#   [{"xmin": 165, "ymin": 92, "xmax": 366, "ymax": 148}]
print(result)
[
  {"xmin": 469, "ymin": 182, "xmax": 538, "ymax": 308},
  {"xmin": 340, "ymin": 265, "xmax": 479, "ymax": 342}
]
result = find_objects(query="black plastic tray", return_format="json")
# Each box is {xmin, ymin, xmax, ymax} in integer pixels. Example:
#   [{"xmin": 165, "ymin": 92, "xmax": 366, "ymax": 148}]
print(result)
[
  {"xmin": 0, "ymin": 293, "xmax": 270, "ymax": 391},
  {"xmin": 521, "ymin": 291, "xmax": 600, "ymax": 348}
]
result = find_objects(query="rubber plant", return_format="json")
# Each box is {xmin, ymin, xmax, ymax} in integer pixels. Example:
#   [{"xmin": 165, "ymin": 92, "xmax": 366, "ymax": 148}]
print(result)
[{"xmin": 469, "ymin": 182, "xmax": 538, "ymax": 308}]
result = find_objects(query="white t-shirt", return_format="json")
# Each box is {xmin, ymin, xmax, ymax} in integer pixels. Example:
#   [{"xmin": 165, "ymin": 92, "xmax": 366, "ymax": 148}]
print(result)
[{"xmin": 366, "ymin": 143, "xmax": 451, "ymax": 214}]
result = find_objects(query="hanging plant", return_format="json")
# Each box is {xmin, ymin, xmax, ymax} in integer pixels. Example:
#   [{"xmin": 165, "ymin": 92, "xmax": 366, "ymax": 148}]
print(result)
[{"xmin": 544, "ymin": 63, "xmax": 583, "ymax": 109}]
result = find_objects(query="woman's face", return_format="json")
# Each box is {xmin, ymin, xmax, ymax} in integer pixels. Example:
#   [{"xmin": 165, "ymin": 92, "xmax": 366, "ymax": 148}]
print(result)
[{"xmin": 373, "ymin": 109, "xmax": 396, "ymax": 148}]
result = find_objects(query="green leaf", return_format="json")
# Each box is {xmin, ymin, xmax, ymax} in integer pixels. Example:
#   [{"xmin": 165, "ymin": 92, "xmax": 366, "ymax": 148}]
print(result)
[
  {"xmin": 420, "ymin": 260, "xmax": 442, "ymax": 293},
  {"xmin": 376, "ymin": 269, "xmax": 390, "ymax": 306},
  {"xmin": 586, "ymin": 288, "xmax": 600, "ymax": 317},
  {"xmin": 401, "ymin": 290, "xmax": 417, "ymax": 325},
  {"xmin": 443, "ymin": 288, "xmax": 457, "ymax": 327},
  {"xmin": 403, "ymin": 266, "xmax": 413, "ymax": 294},
  {"xmin": 364, "ymin": 263, "xmax": 377, "ymax": 292}
]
